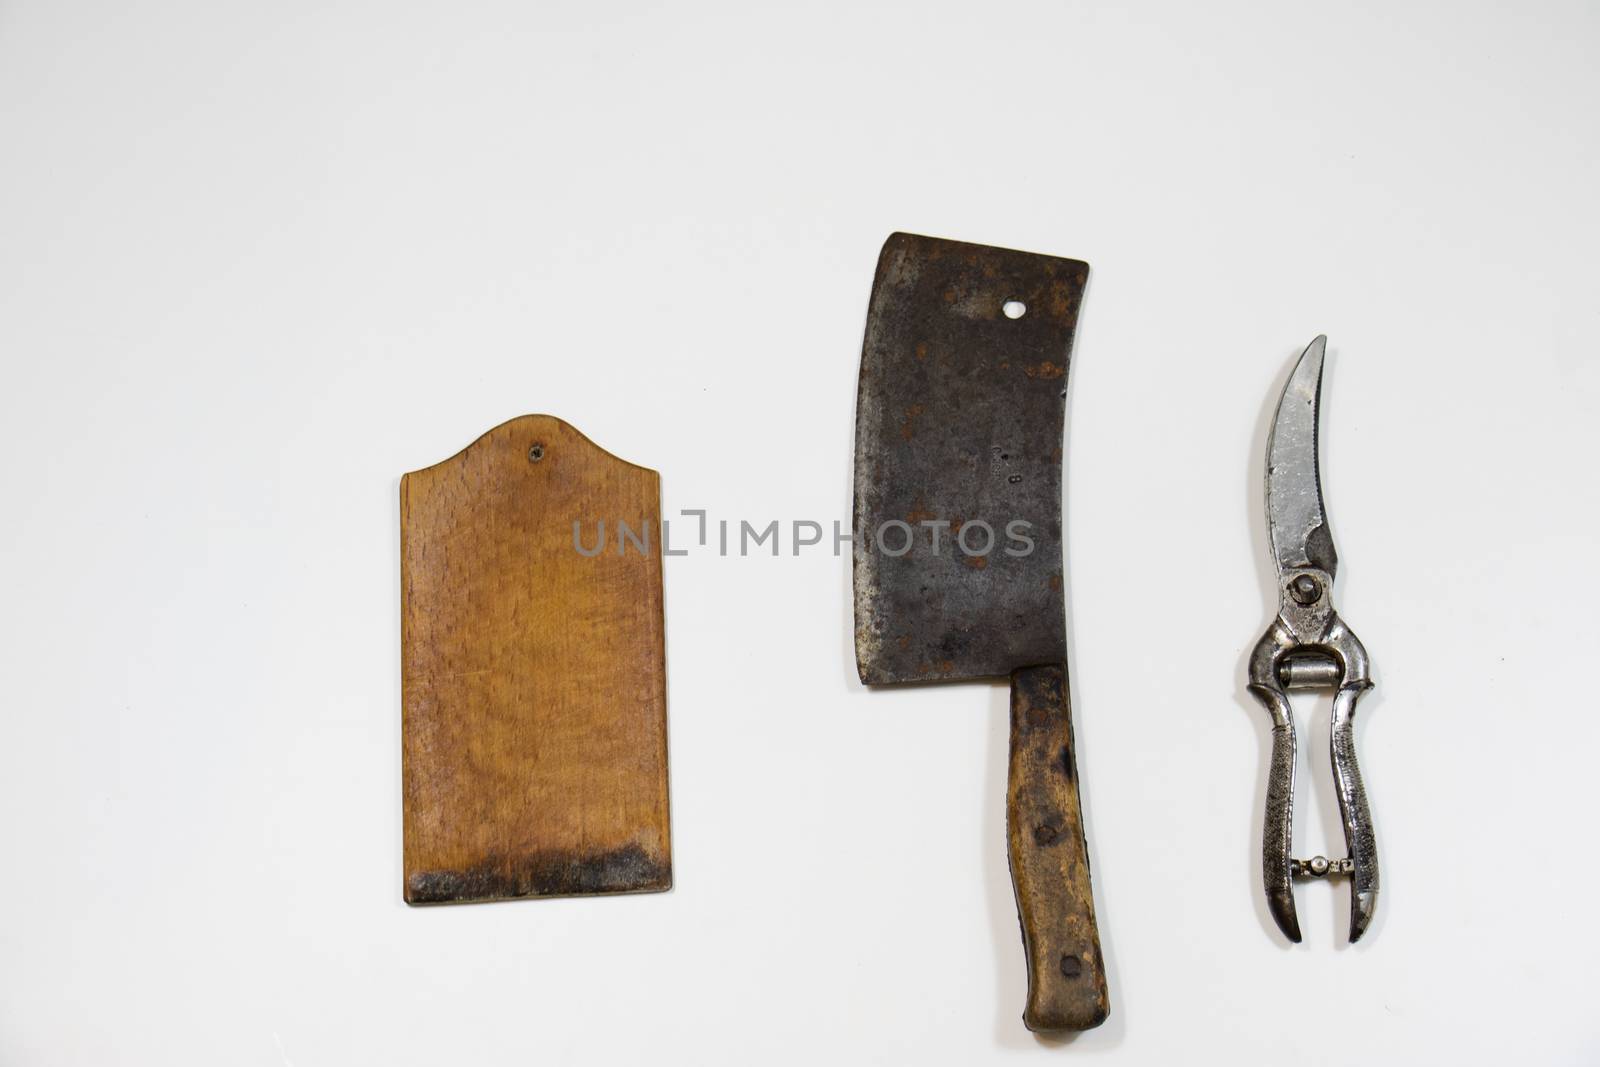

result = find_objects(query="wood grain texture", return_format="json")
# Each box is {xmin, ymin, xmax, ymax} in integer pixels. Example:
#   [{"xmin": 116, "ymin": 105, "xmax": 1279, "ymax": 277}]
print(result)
[
  {"xmin": 401, "ymin": 415, "xmax": 670, "ymax": 904},
  {"xmin": 1007, "ymin": 664, "xmax": 1108, "ymax": 1032}
]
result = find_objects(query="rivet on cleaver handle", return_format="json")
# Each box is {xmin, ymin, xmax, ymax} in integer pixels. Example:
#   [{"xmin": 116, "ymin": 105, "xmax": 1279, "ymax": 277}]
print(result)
[{"xmin": 852, "ymin": 233, "xmax": 1107, "ymax": 1031}]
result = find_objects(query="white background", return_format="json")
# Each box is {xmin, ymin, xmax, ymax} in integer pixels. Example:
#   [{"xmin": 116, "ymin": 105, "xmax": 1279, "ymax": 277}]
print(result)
[{"xmin": 2, "ymin": 1, "xmax": 1597, "ymax": 1063}]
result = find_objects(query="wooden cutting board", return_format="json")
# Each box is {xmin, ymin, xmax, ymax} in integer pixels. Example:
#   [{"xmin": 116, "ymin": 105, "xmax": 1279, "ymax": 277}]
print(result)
[{"xmin": 400, "ymin": 415, "xmax": 671, "ymax": 904}]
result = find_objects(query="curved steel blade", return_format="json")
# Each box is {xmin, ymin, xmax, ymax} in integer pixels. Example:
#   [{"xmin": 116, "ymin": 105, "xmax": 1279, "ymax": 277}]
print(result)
[{"xmin": 1265, "ymin": 336, "xmax": 1337, "ymax": 577}]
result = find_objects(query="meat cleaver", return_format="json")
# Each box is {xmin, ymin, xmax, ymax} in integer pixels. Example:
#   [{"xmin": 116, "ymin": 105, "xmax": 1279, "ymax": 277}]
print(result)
[{"xmin": 852, "ymin": 233, "xmax": 1107, "ymax": 1031}]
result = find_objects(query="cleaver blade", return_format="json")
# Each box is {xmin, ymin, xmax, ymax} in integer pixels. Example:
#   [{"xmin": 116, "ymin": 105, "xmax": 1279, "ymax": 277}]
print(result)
[{"xmin": 852, "ymin": 232, "xmax": 1108, "ymax": 1032}]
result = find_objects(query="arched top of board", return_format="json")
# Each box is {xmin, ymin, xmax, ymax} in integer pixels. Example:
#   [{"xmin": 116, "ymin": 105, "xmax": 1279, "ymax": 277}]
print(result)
[{"xmin": 404, "ymin": 413, "xmax": 659, "ymax": 483}]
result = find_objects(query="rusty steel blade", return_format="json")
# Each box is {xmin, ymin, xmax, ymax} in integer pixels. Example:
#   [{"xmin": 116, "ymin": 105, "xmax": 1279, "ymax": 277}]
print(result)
[{"xmin": 852, "ymin": 233, "xmax": 1088, "ymax": 684}]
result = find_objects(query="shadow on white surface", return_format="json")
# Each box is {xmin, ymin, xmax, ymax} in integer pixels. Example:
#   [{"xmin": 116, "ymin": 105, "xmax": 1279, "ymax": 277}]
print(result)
[{"xmin": 390, "ymin": 475, "xmax": 406, "ymax": 909}]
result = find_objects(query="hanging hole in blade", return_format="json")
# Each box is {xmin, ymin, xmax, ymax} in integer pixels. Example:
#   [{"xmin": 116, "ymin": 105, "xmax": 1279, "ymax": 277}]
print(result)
[{"xmin": 1003, "ymin": 300, "xmax": 1026, "ymax": 319}]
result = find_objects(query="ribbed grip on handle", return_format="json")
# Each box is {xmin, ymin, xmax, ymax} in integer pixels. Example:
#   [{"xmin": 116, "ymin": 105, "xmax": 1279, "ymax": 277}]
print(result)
[{"xmin": 1006, "ymin": 664, "xmax": 1109, "ymax": 1033}]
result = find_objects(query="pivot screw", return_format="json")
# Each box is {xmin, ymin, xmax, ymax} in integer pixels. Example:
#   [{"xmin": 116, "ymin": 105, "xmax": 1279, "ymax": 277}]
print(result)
[
  {"xmin": 1290, "ymin": 574, "xmax": 1321, "ymax": 606},
  {"xmin": 528, "ymin": 443, "xmax": 546, "ymax": 462}
]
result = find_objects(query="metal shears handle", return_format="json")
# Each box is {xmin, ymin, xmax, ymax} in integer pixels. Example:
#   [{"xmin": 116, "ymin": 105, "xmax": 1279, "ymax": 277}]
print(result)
[{"xmin": 1248, "ymin": 597, "xmax": 1378, "ymax": 944}]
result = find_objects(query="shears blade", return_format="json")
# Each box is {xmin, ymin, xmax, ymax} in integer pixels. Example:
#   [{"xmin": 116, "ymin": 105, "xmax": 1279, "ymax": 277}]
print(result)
[{"xmin": 1265, "ymin": 335, "xmax": 1338, "ymax": 577}]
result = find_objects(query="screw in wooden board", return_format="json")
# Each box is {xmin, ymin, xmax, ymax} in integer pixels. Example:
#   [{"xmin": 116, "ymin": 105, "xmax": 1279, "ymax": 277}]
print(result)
[
  {"xmin": 1059, "ymin": 954, "xmax": 1082, "ymax": 978},
  {"xmin": 528, "ymin": 443, "xmax": 546, "ymax": 462}
]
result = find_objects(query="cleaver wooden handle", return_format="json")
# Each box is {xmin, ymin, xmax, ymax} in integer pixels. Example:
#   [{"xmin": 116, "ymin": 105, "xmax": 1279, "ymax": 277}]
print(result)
[{"xmin": 1006, "ymin": 664, "xmax": 1109, "ymax": 1032}]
